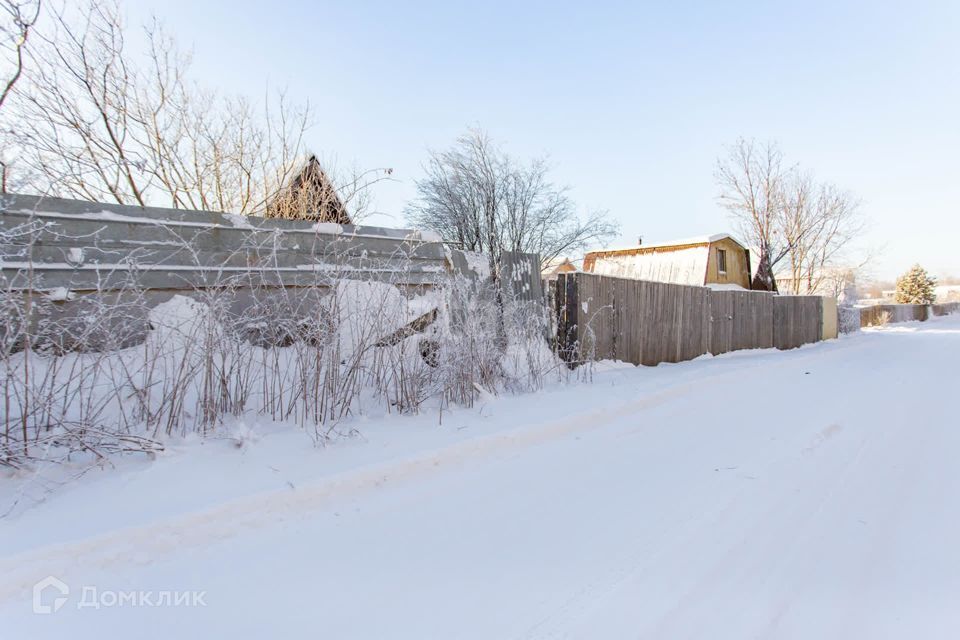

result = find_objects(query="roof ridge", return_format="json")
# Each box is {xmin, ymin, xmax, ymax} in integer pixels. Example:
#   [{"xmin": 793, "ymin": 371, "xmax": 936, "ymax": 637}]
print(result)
[{"xmin": 586, "ymin": 233, "xmax": 742, "ymax": 255}]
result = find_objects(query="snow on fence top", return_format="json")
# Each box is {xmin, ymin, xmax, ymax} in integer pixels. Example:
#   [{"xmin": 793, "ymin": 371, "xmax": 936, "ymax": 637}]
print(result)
[
  {"xmin": 595, "ymin": 233, "xmax": 739, "ymax": 254},
  {"xmin": 588, "ymin": 244, "xmax": 710, "ymax": 286},
  {"xmin": 581, "ymin": 233, "xmax": 749, "ymax": 288},
  {"xmin": 0, "ymin": 193, "xmax": 456, "ymax": 292}
]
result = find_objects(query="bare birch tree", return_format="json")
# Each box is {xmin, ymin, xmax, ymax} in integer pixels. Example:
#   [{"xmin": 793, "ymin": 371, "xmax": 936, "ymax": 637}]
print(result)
[
  {"xmin": 406, "ymin": 129, "xmax": 618, "ymax": 270},
  {"xmin": 716, "ymin": 138, "xmax": 864, "ymax": 293},
  {"xmin": 780, "ymin": 180, "xmax": 863, "ymax": 294},
  {"xmin": 715, "ymin": 138, "xmax": 787, "ymax": 291}
]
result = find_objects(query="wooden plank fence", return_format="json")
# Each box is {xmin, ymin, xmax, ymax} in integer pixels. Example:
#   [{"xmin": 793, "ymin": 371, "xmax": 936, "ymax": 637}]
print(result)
[
  {"xmin": 555, "ymin": 272, "xmax": 829, "ymax": 367},
  {"xmin": 773, "ymin": 295, "xmax": 823, "ymax": 350},
  {"xmin": 708, "ymin": 289, "xmax": 774, "ymax": 354},
  {"xmin": 859, "ymin": 302, "xmax": 960, "ymax": 327},
  {"xmin": 933, "ymin": 302, "xmax": 960, "ymax": 317}
]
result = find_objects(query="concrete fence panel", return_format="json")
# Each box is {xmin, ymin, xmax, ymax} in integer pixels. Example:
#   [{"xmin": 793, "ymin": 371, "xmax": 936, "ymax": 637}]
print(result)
[
  {"xmin": 1, "ymin": 193, "xmax": 453, "ymax": 293},
  {"xmin": 1, "ymin": 193, "xmax": 543, "ymax": 352}
]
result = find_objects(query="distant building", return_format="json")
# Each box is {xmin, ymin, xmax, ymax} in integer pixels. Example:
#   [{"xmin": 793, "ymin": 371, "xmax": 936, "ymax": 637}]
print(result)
[
  {"xmin": 775, "ymin": 267, "xmax": 856, "ymax": 299},
  {"xmin": 935, "ymin": 285, "xmax": 960, "ymax": 302},
  {"xmin": 582, "ymin": 234, "xmax": 752, "ymax": 289},
  {"xmin": 265, "ymin": 155, "xmax": 351, "ymax": 224},
  {"xmin": 541, "ymin": 256, "xmax": 577, "ymax": 280},
  {"xmin": 876, "ymin": 284, "xmax": 960, "ymax": 303}
]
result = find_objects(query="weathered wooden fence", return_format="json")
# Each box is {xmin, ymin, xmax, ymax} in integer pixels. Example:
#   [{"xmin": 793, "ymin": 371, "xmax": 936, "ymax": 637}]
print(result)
[
  {"xmin": 709, "ymin": 289, "xmax": 774, "ymax": 355},
  {"xmin": 858, "ymin": 302, "xmax": 960, "ymax": 327},
  {"xmin": 554, "ymin": 272, "xmax": 829, "ymax": 366},
  {"xmin": 554, "ymin": 273, "xmax": 711, "ymax": 366},
  {"xmin": 860, "ymin": 304, "xmax": 927, "ymax": 327},
  {"xmin": 933, "ymin": 302, "xmax": 960, "ymax": 317},
  {"xmin": 772, "ymin": 295, "xmax": 824, "ymax": 350}
]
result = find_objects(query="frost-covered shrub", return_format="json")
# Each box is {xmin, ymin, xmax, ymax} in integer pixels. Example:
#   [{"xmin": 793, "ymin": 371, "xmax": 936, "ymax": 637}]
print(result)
[
  {"xmin": 0, "ymin": 211, "xmax": 563, "ymax": 470},
  {"xmin": 0, "ymin": 270, "xmax": 561, "ymax": 469},
  {"xmin": 838, "ymin": 304, "xmax": 861, "ymax": 334},
  {"xmin": 838, "ymin": 280, "xmax": 859, "ymax": 307}
]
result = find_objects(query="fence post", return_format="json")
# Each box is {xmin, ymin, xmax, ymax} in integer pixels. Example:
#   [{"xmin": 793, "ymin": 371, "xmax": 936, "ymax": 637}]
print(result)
[{"xmin": 556, "ymin": 273, "xmax": 579, "ymax": 366}]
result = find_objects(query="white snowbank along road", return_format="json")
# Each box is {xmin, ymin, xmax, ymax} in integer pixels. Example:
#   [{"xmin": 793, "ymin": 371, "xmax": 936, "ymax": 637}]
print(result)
[{"xmin": 3, "ymin": 317, "xmax": 960, "ymax": 638}]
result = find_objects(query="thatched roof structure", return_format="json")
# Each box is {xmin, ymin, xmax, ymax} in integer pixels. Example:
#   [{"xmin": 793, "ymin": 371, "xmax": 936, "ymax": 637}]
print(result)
[{"xmin": 265, "ymin": 156, "xmax": 351, "ymax": 224}]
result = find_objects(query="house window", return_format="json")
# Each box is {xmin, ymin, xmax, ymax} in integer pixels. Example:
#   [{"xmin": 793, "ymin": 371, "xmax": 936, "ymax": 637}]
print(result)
[{"xmin": 716, "ymin": 248, "xmax": 728, "ymax": 274}]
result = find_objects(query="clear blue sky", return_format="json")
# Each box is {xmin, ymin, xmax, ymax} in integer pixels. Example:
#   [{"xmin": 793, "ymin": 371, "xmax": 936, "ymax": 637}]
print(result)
[{"xmin": 124, "ymin": 0, "xmax": 959, "ymax": 280}]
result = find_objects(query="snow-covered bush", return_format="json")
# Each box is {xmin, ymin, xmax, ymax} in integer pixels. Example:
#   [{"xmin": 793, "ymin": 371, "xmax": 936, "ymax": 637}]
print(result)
[
  {"xmin": 838, "ymin": 280, "xmax": 859, "ymax": 307},
  {"xmin": 0, "ymin": 246, "xmax": 561, "ymax": 469},
  {"xmin": 838, "ymin": 304, "xmax": 861, "ymax": 334},
  {"xmin": 837, "ymin": 280, "xmax": 861, "ymax": 334}
]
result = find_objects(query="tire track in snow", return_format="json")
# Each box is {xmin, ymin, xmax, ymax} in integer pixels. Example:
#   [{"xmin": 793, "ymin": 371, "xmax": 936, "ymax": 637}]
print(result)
[
  {"xmin": 0, "ymin": 355, "xmax": 769, "ymax": 604},
  {"xmin": 643, "ymin": 430, "xmax": 873, "ymax": 638},
  {"xmin": 515, "ymin": 419, "xmax": 862, "ymax": 639},
  {"xmin": 515, "ymin": 345, "xmax": 890, "ymax": 639},
  {"xmin": 0, "ymin": 335, "xmax": 874, "ymax": 606}
]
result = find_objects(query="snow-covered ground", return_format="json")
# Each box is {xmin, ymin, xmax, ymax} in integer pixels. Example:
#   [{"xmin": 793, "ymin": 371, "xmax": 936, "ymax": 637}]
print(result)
[{"xmin": 3, "ymin": 316, "xmax": 960, "ymax": 639}]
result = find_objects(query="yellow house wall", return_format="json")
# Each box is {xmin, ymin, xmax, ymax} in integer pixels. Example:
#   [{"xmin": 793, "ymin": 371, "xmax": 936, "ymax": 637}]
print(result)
[{"xmin": 705, "ymin": 238, "xmax": 751, "ymax": 288}]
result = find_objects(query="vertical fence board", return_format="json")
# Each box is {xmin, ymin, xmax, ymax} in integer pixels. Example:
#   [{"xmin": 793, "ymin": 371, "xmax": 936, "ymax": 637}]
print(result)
[
  {"xmin": 557, "ymin": 273, "xmax": 826, "ymax": 367},
  {"xmin": 858, "ymin": 303, "xmax": 959, "ymax": 327},
  {"xmin": 773, "ymin": 296, "xmax": 822, "ymax": 350}
]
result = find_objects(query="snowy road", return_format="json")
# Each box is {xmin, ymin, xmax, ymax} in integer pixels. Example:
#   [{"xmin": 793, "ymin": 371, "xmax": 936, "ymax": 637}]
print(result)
[{"xmin": 3, "ymin": 317, "xmax": 960, "ymax": 638}]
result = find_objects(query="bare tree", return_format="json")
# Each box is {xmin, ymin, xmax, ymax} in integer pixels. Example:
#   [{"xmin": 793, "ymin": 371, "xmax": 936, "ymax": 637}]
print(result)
[
  {"xmin": 0, "ymin": 0, "xmax": 38, "ymax": 110},
  {"xmin": 3, "ymin": 0, "xmax": 380, "ymax": 220},
  {"xmin": 715, "ymin": 138, "xmax": 787, "ymax": 291},
  {"xmin": 406, "ymin": 129, "xmax": 618, "ymax": 271},
  {"xmin": 10, "ymin": 0, "xmax": 154, "ymax": 205},
  {"xmin": 0, "ymin": 0, "xmax": 40, "ymax": 191},
  {"xmin": 716, "ymin": 138, "xmax": 865, "ymax": 293},
  {"xmin": 780, "ymin": 180, "xmax": 864, "ymax": 294}
]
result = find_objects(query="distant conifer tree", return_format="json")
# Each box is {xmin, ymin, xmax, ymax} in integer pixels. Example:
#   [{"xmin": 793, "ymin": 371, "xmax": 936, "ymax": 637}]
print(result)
[{"xmin": 895, "ymin": 264, "xmax": 936, "ymax": 304}]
